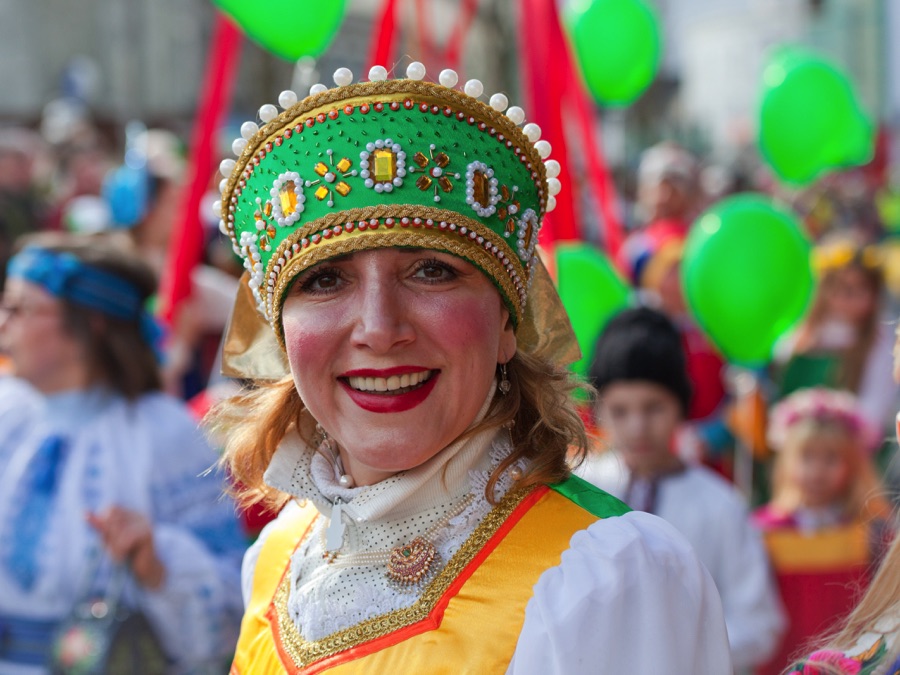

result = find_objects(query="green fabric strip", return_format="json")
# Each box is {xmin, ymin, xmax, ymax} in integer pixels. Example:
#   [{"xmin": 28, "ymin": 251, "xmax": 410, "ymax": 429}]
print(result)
[{"xmin": 549, "ymin": 474, "xmax": 632, "ymax": 519}]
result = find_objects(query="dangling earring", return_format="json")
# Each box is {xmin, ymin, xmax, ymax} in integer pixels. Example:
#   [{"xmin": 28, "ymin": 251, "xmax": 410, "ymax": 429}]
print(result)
[
  {"xmin": 498, "ymin": 362, "xmax": 511, "ymax": 395},
  {"xmin": 316, "ymin": 423, "xmax": 354, "ymax": 488}
]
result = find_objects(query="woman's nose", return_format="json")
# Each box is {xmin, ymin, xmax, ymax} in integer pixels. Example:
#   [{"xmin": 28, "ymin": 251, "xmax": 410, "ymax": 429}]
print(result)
[{"xmin": 349, "ymin": 281, "xmax": 415, "ymax": 353}]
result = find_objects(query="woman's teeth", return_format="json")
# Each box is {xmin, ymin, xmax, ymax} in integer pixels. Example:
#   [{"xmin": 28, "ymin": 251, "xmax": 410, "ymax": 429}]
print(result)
[{"xmin": 347, "ymin": 370, "xmax": 433, "ymax": 393}]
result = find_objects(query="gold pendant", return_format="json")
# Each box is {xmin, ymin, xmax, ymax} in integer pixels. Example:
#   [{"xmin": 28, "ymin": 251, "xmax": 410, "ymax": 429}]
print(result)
[{"xmin": 386, "ymin": 537, "xmax": 436, "ymax": 586}]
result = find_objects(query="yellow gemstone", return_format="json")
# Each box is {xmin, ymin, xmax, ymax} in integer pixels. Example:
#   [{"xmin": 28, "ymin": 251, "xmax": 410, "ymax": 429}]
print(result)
[
  {"xmin": 416, "ymin": 175, "xmax": 432, "ymax": 190},
  {"xmin": 524, "ymin": 222, "xmax": 534, "ymax": 249},
  {"xmin": 434, "ymin": 152, "xmax": 450, "ymax": 168},
  {"xmin": 264, "ymin": 202, "xmax": 273, "ymax": 217},
  {"xmin": 373, "ymin": 149, "xmax": 396, "ymax": 182},
  {"xmin": 335, "ymin": 181, "xmax": 351, "ymax": 196},
  {"xmin": 336, "ymin": 157, "xmax": 352, "ymax": 173},
  {"xmin": 279, "ymin": 181, "xmax": 298, "ymax": 214},
  {"xmin": 438, "ymin": 176, "xmax": 453, "ymax": 193},
  {"xmin": 506, "ymin": 218, "xmax": 516, "ymax": 235},
  {"xmin": 472, "ymin": 171, "xmax": 489, "ymax": 205},
  {"xmin": 314, "ymin": 162, "xmax": 328, "ymax": 177},
  {"xmin": 413, "ymin": 152, "xmax": 429, "ymax": 168},
  {"xmin": 501, "ymin": 185, "xmax": 511, "ymax": 201},
  {"xmin": 266, "ymin": 224, "xmax": 276, "ymax": 238},
  {"xmin": 315, "ymin": 186, "xmax": 329, "ymax": 201}
]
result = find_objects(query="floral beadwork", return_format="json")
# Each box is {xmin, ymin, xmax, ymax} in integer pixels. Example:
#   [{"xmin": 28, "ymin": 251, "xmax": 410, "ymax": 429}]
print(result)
[
  {"xmin": 464, "ymin": 161, "xmax": 500, "ymax": 218},
  {"xmin": 410, "ymin": 144, "xmax": 461, "ymax": 203},
  {"xmin": 360, "ymin": 139, "xmax": 407, "ymax": 193},
  {"xmin": 269, "ymin": 172, "xmax": 306, "ymax": 227},
  {"xmin": 305, "ymin": 150, "xmax": 357, "ymax": 207}
]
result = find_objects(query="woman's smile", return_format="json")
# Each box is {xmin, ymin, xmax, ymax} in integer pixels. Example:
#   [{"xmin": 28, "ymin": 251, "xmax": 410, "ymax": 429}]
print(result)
[{"xmin": 339, "ymin": 368, "xmax": 441, "ymax": 413}]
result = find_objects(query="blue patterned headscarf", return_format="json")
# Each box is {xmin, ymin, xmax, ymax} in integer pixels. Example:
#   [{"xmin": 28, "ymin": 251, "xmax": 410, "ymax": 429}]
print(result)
[{"xmin": 7, "ymin": 246, "xmax": 163, "ymax": 353}]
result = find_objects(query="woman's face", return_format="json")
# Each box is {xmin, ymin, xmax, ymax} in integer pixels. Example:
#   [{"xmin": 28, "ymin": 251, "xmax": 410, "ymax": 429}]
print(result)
[
  {"xmin": 825, "ymin": 266, "xmax": 877, "ymax": 325},
  {"xmin": 789, "ymin": 432, "xmax": 852, "ymax": 509},
  {"xmin": 0, "ymin": 278, "xmax": 87, "ymax": 392},
  {"xmin": 281, "ymin": 248, "xmax": 516, "ymax": 486}
]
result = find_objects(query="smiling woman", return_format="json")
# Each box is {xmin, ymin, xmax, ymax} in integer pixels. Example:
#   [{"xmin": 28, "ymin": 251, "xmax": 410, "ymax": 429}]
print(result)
[{"xmin": 212, "ymin": 65, "xmax": 732, "ymax": 674}]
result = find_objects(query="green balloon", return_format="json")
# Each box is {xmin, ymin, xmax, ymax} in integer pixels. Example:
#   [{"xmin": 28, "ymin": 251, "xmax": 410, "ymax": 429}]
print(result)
[
  {"xmin": 759, "ymin": 47, "xmax": 874, "ymax": 185},
  {"xmin": 555, "ymin": 243, "xmax": 632, "ymax": 378},
  {"xmin": 214, "ymin": 0, "xmax": 347, "ymax": 61},
  {"xmin": 564, "ymin": 0, "xmax": 662, "ymax": 106},
  {"xmin": 682, "ymin": 194, "xmax": 813, "ymax": 367}
]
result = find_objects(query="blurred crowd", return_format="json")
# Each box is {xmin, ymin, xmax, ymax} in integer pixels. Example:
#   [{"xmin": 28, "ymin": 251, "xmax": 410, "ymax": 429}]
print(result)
[{"xmin": 2, "ymin": 96, "xmax": 900, "ymax": 674}]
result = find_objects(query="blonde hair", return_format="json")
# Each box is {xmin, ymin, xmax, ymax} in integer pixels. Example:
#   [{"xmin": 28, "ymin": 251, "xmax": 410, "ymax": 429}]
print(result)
[
  {"xmin": 794, "ymin": 251, "xmax": 884, "ymax": 392},
  {"xmin": 770, "ymin": 418, "xmax": 890, "ymax": 521},
  {"xmin": 211, "ymin": 349, "xmax": 590, "ymax": 513}
]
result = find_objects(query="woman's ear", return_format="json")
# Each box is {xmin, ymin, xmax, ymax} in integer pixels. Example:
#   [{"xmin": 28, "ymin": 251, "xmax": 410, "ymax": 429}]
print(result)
[{"xmin": 497, "ymin": 307, "xmax": 517, "ymax": 363}]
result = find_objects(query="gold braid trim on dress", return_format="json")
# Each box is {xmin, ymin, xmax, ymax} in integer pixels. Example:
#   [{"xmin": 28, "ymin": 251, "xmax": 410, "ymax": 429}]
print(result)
[
  {"xmin": 271, "ymin": 486, "xmax": 533, "ymax": 669},
  {"xmin": 222, "ymin": 80, "xmax": 547, "ymax": 211}
]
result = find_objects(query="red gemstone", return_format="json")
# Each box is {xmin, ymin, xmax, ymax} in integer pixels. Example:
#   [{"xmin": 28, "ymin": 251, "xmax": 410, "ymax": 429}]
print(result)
[
  {"xmin": 457, "ymin": 111, "xmax": 465, "ymax": 120},
  {"xmin": 431, "ymin": 105, "xmax": 440, "ymax": 114},
  {"xmin": 265, "ymin": 142, "xmax": 273, "ymax": 152},
  {"xmin": 328, "ymin": 109, "xmax": 339, "ymax": 120},
  {"xmin": 344, "ymin": 105, "xmax": 354, "ymax": 115},
  {"xmin": 419, "ymin": 103, "xmax": 429, "ymax": 112},
  {"xmin": 403, "ymin": 99, "xmax": 414, "ymax": 109},
  {"xmin": 361, "ymin": 104, "xmax": 371, "ymax": 114},
  {"xmin": 478, "ymin": 122, "xmax": 486, "ymax": 131},
  {"xmin": 374, "ymin": 102, "xmax": 384, "ymax": 112},
  {"xmin": 274, "ymin": 137, "xmax": 283, "ymax": 146},
  {"xmin": 305, "ymin": 118, "xmax": 315, "ymax": 127},
  {"xmin": 390, "ymin": 101, "xmax": 401, "ymax": 111},
  {"xmin": 284, "ymin": 129, "xmax": 293, "ymax": 139},
  {"xmin": 322, "ymin": 229, "xmax": 333, "ymax": 239},
  {"xmin": 316, "ymin": 113, "xmax": 327, "ymax": 123}
]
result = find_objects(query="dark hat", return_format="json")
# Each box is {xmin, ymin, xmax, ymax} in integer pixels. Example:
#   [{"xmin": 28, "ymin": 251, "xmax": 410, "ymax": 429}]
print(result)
[{"xmin": 589, "ymin": 306, "xmax": 692, "ymax": 415}]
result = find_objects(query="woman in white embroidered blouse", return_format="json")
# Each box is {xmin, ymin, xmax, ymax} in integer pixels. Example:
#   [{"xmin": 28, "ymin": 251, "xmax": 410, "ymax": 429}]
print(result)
[
  {"xmin": 0, "ymin": 233, "xmax": 245, "ymax": 674},
  {"xmin": 214, "ymin": 65, "xmax": 732, "ymax": 674}
]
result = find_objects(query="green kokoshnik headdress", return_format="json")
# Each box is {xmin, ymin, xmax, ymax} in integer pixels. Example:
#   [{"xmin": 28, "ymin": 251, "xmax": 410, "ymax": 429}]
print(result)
[{"xmin": 217, "ymin": 63, "xmax": 578, "ymax": 379}]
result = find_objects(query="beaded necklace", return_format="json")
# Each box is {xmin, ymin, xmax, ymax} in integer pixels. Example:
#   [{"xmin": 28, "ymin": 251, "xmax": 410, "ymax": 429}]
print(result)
[{"xmin": 320, "ymin": 493, "xmax": 475, "ymax": 587}]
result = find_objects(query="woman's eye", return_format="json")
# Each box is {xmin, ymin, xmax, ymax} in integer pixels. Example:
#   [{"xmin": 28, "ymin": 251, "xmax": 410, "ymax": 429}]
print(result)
[
  {"xmin": 414, "ymin": 260, "xmax": 457, "ymax": 281},
  {"xmin": 297, "ymin": 269, "xmax": 344, "ymax": 294}
]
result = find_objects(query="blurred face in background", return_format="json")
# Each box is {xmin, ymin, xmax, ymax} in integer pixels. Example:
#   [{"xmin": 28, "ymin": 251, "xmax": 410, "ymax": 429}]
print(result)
[
  {"xmin": 0, "ymin": 278, "xmax": 87, "ymax": 393},
  {"xmin": 787, "ymin": 426, "xmax": 853, "ymax": 510},
  {"xmin": 597, "ymin": 380, "xmax": 683, "ymax": 478},
  {"xmin": 825, "ymin": 265, "xmax": 878, "ymax": 326}
]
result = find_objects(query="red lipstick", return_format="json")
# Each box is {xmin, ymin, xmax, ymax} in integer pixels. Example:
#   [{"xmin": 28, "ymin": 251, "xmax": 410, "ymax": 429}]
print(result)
[{"xmin": 339, "ymin": 371, "xmax": 439, "ymax": 413}]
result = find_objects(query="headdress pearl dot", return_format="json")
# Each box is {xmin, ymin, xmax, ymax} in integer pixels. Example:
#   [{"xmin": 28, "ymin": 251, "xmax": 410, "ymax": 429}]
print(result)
[
  {"xmin": 547, "ymin": 177, "xmax": 561, "ymax": 195},
  {"xmin": 240, "ymin": 121, "xmax": 259, "ymax": 139},
  {"xmin": 464, "ymin": 79, "xmax": 484, "ymax": 98},
  {"xmin": 310, "ymin": 83, "xmax": 328, "ymax": 95},
  {"xmin": 278, "ymin": 90, "xmax": 298, "ymax": 108},
  {"xmin": 523, "ymin": 123, "xmax": 541, "ymax": 142},
  {"xmin": 333, "ymin": 67, "xmax": 353, "ymax": 87},
  {"xmin": 534, "ymin": 140, "xmax": 552, "ymax": 159},
  {"xmin": 506, "ymin": 106, "xmax": 525, "ymax": 125},
  {"xmin": 439, "ymin": 69, "xmax": 459, "ymax": 88},
  {"xmin": 259, "ymin": 105, "xmax": 279, "ymax": 125},
  {"xmin": 489, "ymin": 93, "xmax": 509, "ymax": 112},
  {"xmin": 406, "ymin": 61, "xmax": 426, "ymax": 80},
  {"xmin": 232, "ymin": 138, "xmax": 247, "ymax": 156},
  {"xmin": 219, "ymin": 158, "xmax": 236, "ymax": 175},
  {"xmin": 546, "ymin": 195, "xmax": 557, "ymax": 212},
  {"xmin": 544, "ymin": 159, "xmax": 561, "ymax": 178},
  {"xmin": 368, "ymin": 65, "xmax": 388, "ymax": 81}
]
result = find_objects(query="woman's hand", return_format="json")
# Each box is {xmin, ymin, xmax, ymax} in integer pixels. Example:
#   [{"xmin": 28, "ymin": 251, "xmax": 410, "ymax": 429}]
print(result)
[{"xmin": 87, "ymin": 506, "xmax": 166, "ymax": 590}]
